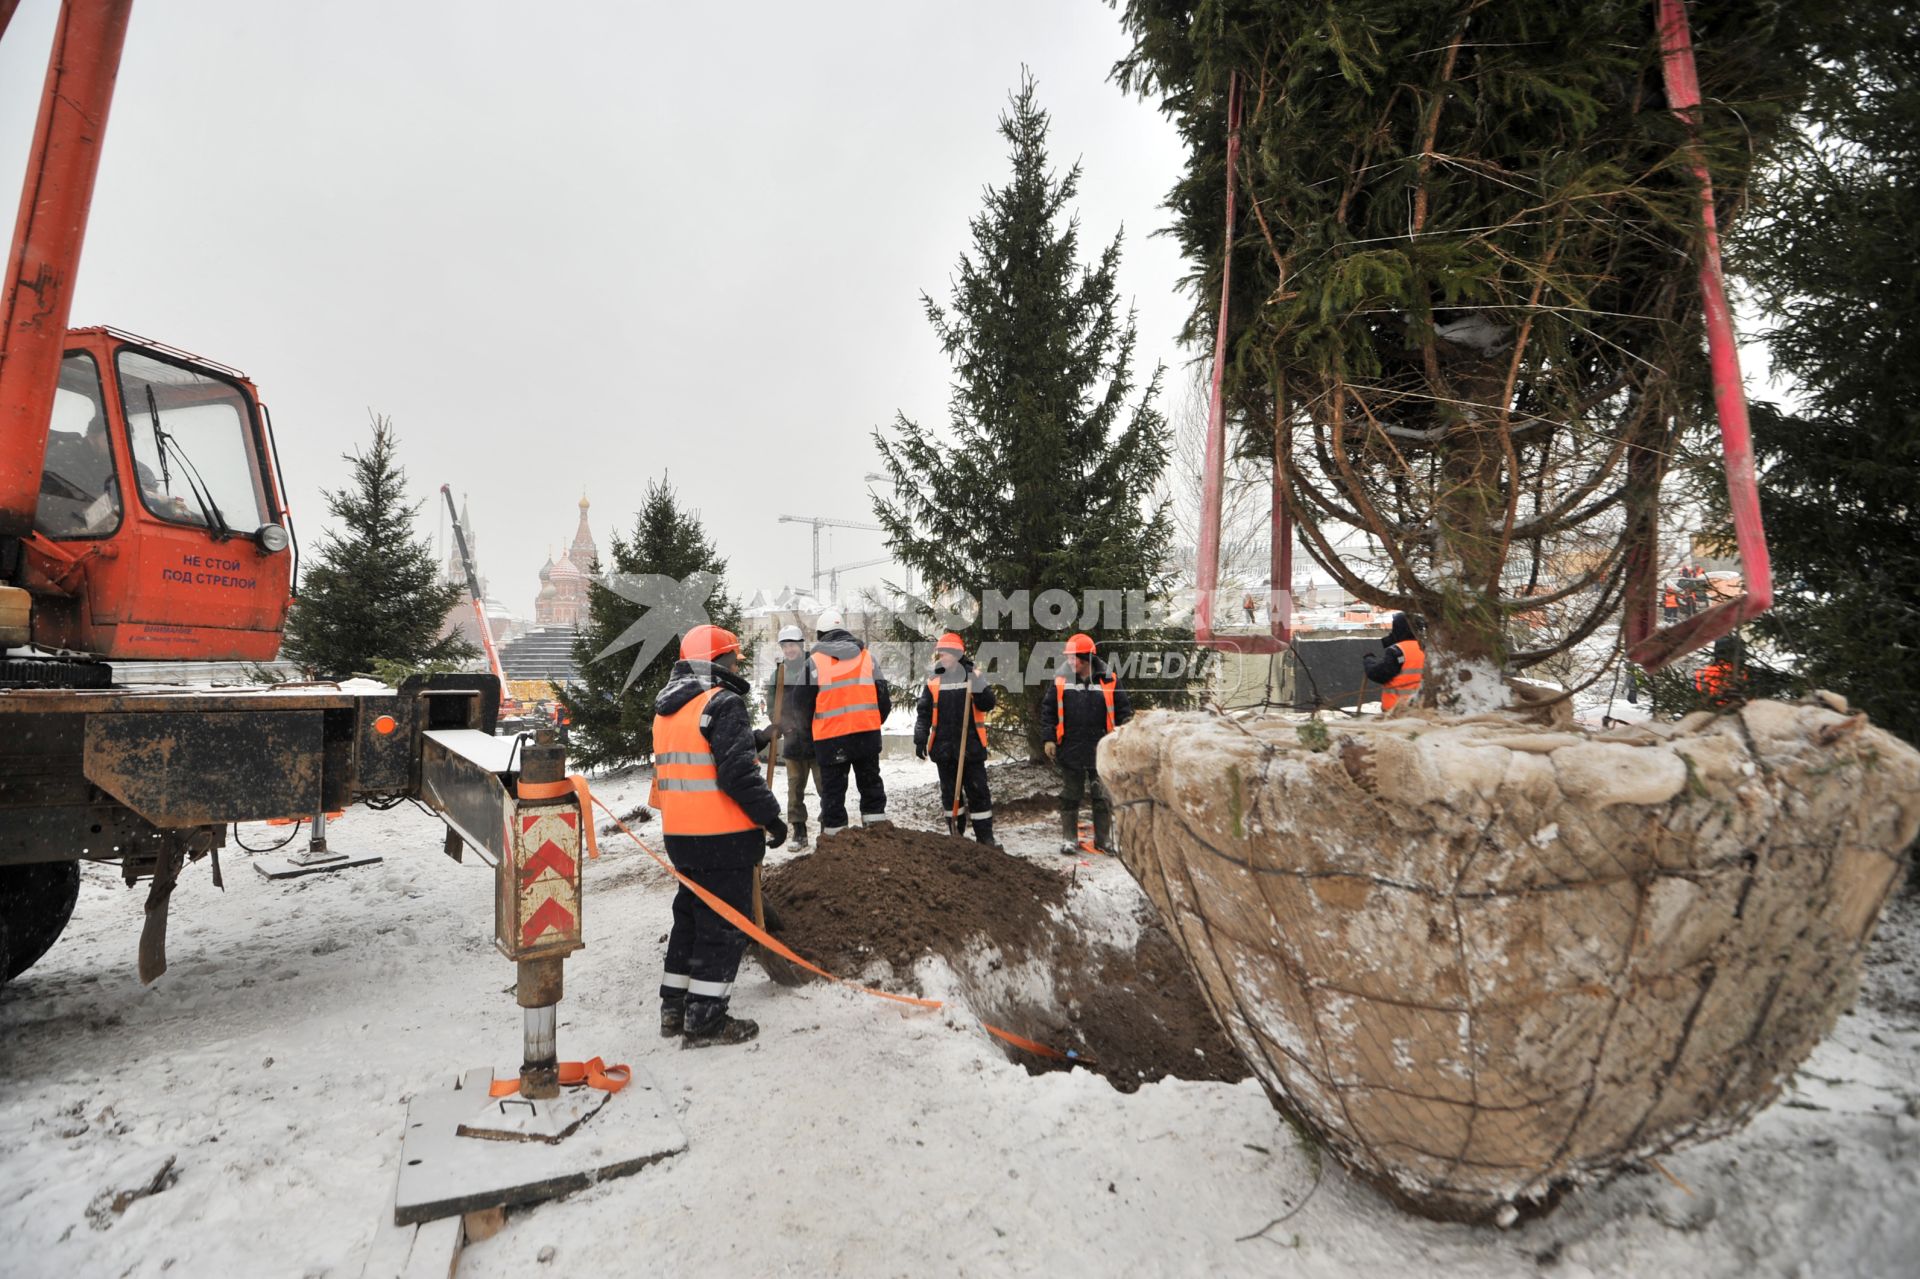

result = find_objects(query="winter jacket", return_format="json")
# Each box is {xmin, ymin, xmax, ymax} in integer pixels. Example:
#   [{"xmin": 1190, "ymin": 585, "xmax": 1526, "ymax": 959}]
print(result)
[
  {"xmin": 1038, "ymin": 656, "xmax": 1133, "ymax": 770},
  {"xmin": 790, "ymin": 630, "xmax": 892, "ymax": 764},
  {"xmin": 1362, "ymin": 612, "xmax": 1420, "ymax": 687},
  {"xmin": 765, "ymin": 655, "xmax": 816, "ymax": 760},
  {"xmin": 653, "ymin": 658, "xmax": 782, "ymax": 870},
  {"xmin": 913, "ymin": 655, "xmax": 997, "ymax": 764}
]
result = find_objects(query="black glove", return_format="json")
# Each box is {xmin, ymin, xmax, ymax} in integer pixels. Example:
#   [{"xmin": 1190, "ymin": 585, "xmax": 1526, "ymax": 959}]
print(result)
[
  {"xmin": 753, "ymin": 726, "xmax": 772, "ymax": 751},
  {"xmin": 765, "ymin": 817, "xmax": 788, "ymax": 849},
  {"xmin": 915, "ymin": 742, "xmax": 927, "ymax": 760}
]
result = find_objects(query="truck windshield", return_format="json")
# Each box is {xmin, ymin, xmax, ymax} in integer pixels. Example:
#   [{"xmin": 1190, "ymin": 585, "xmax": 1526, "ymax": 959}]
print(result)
[
  {"xmin": 117, "ymin": 349, "xmax": 271, "ymax": 534},
  {"xmin": 33, "ymin": 352, "xmax": 121, "ymax": 540}
]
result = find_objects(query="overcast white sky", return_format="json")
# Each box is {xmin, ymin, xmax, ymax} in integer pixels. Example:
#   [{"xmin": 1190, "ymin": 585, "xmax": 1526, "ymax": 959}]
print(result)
[{"xmin": 1, "ymin": 0, "xmax": 1196, "ymax": 615}]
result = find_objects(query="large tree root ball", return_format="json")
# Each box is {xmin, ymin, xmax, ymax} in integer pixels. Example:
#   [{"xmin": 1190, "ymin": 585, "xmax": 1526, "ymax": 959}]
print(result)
[{"xmin": 1099, "ymin": 697, "xmax": 1920, "ymax": 1222}]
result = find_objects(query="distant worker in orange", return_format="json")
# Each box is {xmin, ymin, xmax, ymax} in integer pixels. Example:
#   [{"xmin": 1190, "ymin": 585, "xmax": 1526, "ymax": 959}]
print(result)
[
  {"xmin": 649, "ymin": 625, "xmax": 786, "ymax": 1048},
  {"xmin": 913, "ymin": 632, "xmax": 997, "ymax": 845},
  {"xmin": 1242, "ymin": 590, "xmax": 1258, "ymax": 625},
  {"xmin": 793, "ymin": 607, "xmax": 892, "ymax": 836},
  {"xmin": 1040, "ymin": 633, "xmax": 1133, "ymax": 855},
  {"xmin": 1693, "ymin": 636, "xmax": 1745, "ymax": 706},
  {"xmin": 1662, "ymin": 585, "xmax": 1681, "ymax": 624},
  {"xmin": 1364, "ymin": 612, "xmax": 1425, "ymax": 712}
]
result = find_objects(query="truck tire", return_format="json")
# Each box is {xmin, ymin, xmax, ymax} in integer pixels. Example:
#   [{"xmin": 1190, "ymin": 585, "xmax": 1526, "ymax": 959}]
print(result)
[{"xmin": 0, "ymin": 861, "xmax": 82, "ymax": 982}]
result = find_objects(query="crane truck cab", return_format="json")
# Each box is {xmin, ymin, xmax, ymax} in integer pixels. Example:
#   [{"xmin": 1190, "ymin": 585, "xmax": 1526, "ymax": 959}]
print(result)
[{"xmin": 16, "ymin": 327, "xmax": 294, "ymax": 665}]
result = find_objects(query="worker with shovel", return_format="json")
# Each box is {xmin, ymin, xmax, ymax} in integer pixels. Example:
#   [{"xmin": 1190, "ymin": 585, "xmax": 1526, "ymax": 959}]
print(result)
[
  {"xmin": 1040, "ymin": 633, "xmax": 1132, "ymax": 855},
  {"xmin": 650, "ymin": 625, "xmax": 787, "ymax": 1048},
  {"xmin": 766, "ymin": 624, "xmax": 819, "ymax": 851},
  {"xmin": 913, "ymin": 632, "xmax": 997, "ymax": 846}
]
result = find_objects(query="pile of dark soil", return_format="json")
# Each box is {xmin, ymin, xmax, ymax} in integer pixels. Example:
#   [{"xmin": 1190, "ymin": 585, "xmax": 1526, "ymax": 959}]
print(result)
[
  {"xmin": 761, "ymin": 825, "xmax": 1066, "ymax": 980},
  {"xmin": 760, "ymin": 824, "xmax": 1246, "ymax": 1091}
]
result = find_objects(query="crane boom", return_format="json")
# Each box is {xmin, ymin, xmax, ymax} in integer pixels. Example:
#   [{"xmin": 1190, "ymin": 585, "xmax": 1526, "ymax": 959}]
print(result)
[
  {"xmin": 441, "ymin": 485, "xmax": 514, "ymax": 710},
  {"xmin": 0, "ymin": 0, "xmax": 134, "ymax": 539}
]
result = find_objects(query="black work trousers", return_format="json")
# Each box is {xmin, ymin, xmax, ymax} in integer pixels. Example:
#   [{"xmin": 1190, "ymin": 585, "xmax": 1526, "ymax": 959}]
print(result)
[
  {"xmin": 934, "ymin": 755, "xmax": 992, "ymax": 830},
  {"xmin": 660, "ymin": 864, "xmax": 756, "ymax": 1021},
  {"xmin": 817, "ymin": 753, "xmax": 885, "ymax": 830}
]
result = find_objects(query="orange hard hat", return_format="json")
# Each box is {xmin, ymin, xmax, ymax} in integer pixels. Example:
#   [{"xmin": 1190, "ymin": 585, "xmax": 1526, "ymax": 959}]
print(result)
[
  {"xmin": 680, "ymin": 624, "xmax": 740, "ymax": 662},
  {"xmin": 935, "ymin": 632, "xmax": 966, "ymax": 653},
  {"xmin": 1064, "ymin": 633, "xmax": 1096, "ymax": 656}
]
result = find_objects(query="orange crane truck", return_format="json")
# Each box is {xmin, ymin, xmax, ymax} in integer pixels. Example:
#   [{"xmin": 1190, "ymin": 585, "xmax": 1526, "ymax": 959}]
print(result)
[{"xmin": 0, "ymin": 2, "xmax": 564, "ymax": 996}]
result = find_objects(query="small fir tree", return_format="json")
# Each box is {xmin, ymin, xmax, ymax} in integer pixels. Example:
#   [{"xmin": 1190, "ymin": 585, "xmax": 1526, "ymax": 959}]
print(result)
[
  {"xmin": 280, "ymin": 415, "xmax": 474, "ymax": 678},
  {"xmin": 559, "ymin": 477, "xmax": 742, "ymax": 771},
  {"xmin": 873, "ymin": 73, "xmax": 1182, "ymax": 758}
]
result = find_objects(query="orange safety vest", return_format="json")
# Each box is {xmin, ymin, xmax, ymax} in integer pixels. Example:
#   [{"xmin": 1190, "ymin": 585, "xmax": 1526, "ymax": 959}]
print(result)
[
  {"xmin": 1054, "ymin": 674, "xmax": 1116, "ymax": 743},
  {"xmin": 1693, "ymin": 660, "xmax": 1734, "ymax": 697},
  {"xmin": 1380, "ymin": 639, "xmax": 1424, "ymax": 712},
  {"xmin": 810, "ymin": 647, "xmax": 882, "ymax": 740},
  {"xmin": 927, "ymin": 676, "xmax": 987, "ymax": 749},
  {"xmin": 648, "ymin": 687, "xmax": 758, "ymax": 837},
  {"xmin": 1663, "ymin": 589, "xmax": 1679, "ymax": 609}
]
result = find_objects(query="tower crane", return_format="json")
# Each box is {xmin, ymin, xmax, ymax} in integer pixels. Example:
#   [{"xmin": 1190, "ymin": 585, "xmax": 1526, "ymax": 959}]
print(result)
[
  {"xmin": 777, "ymin": 513, "xmax": 883, "ymax": 601},
  {"xmin": 826, "ymin": 556, "xmax": 892, "ymax": 603}
]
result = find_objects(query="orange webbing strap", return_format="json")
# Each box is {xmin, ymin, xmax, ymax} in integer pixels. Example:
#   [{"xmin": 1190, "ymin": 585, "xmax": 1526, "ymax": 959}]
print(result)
[
  {"xmin": 979, "ymin": 1022, "xmax": 1076, "ymax": 1062},
  {"xmin": 488, "ymin": 1056, "xmax": 632, "ymax": 1098},
  {"xmin": 1077, "ymin": 821, "xmax": 1107, "ymax": 857},
  {"xmin": 594, "ymin": 796, "xmax": 1095, "ymax": 1064},
  {"xmin": 517, "ymin": 775, "xmax": 600, "ymax": 859},
  {"xmin": 593, "ymin": 797, "xmax": 938, "ymax": 1010}
]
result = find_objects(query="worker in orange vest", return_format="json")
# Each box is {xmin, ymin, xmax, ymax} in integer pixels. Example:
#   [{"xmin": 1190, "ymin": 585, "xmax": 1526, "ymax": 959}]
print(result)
[
  {"xmin": 1662, "ymin": 585, "xmax": 1680, "ymax": 624},
  {"xmin": 1039, "ymin": 633, "xmax": 1133, "ymax": 855},
  {"xmin": 1693, "ymin": 636, "xmax": 1744, "ymax": 705},
  {"xmin": 1363, "ymin": 612, "xmax": 1425, "ymax": 712},
  {"xmin": 913, "ymin": 632, "xmax": 997, "ymax": 845},
  {"xmin": 792, "ymin": 607, "xmax": 892, "ymax": 837},
  {"xmin": 1242, "ymin": 591, "xmax": 1258, "ymax": 625},
  {"xmin": 648, "ymin": 625, "xmax": 786, "ymax": 1047}
]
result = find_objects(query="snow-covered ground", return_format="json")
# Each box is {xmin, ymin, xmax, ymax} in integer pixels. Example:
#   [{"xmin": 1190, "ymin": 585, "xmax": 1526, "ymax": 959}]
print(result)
[{"xmin": 2, "ymin": 754, "xmax": 1915, "ymax": 1278}]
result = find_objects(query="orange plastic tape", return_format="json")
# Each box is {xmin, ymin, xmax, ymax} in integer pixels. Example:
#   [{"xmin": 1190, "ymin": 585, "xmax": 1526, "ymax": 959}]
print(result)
[
  {"xmin": 488, "ymin": 1056, "xmax": 631, "ymax": 1098},
  {"xmin": 517, "ymin": 774, "xmax": 599, "ymax": 859},
  {"xmin": 980, "ymin": 1021, "xmax": 1075, "ymax": 1062},
  {"xmin": 595, "ymin": 798, "xmax": 940, "ymax": 1010},
  {"xmin": 593, "ymin": 797, "xmax": 1098, "ymax": 1063}
]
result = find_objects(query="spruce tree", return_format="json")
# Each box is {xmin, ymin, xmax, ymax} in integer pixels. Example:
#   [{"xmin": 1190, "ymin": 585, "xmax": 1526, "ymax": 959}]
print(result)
[
  {"xmin": 873, "ymin": 73, "xmax": 1180, "ymax": 758},
  {"xmin": 280, "ymin": 415, "xmax": 473, "ymax": 678},
  {"xmin": 1111, "ymin": 1, "xmax": 1835, "ymax": 709},
  {"xmin": 558, "ymin": 477, "xmax": 742, "ymax": 771},
  {"xmin": 1734, "ymin": 7, "xmax": 1920, "ymax": 745}
]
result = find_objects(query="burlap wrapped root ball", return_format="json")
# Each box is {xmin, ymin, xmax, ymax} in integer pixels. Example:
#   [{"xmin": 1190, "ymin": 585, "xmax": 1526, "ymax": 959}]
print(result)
[{"xmin": 1099, "ymin": 697, "xmax": 1920, "ymax": 1222}]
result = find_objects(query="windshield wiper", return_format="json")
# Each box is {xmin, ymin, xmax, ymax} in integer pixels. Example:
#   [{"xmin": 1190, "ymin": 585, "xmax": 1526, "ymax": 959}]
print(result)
[{"xmin": 145, "ymin": 386, "xmax": 234, "ymax": 541}]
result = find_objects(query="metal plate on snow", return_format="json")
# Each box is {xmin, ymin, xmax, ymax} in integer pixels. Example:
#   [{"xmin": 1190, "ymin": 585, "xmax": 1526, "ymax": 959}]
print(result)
[
  {"xmin": 392, "ymin": 1067, "xmax": 685, "ymax": 1225},
  {"xmin": 456, "ymin": 1082, "xmax": 608, "ymax": 1143}
]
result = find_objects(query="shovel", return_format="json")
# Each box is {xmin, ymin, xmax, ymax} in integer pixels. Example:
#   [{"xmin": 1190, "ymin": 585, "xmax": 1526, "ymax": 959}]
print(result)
[
  {"xmin": 948, "ymin": 674, "xmax": 974, "ymax": 837},
  {"xmin": 756, "ymin": 660, "xmax": 805, "ymax": 986}
]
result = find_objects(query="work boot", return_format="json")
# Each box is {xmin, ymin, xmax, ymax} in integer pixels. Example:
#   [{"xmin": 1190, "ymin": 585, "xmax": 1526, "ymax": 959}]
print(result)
[
  {"xmin": 681, "ymin": 1013, "xmax": 760, "ymax": 1049},
  {"xmin": 972, "ymin": 818, "xmax": 998, "ymax": 849},
  {"xmin": 787, "ymin": 822, "xmax": 807, "ymax": 852},
  {"xmin": 1059, "ymin": 810, "xmax": 1081, "ymax": 856},
  {"xmin": 1092, "ymin": 808, "xmax": 1115, "ymax": 855},
  {"xmin": 659, "ymin": 995, "xmax": 686, "ymax": 1040}
]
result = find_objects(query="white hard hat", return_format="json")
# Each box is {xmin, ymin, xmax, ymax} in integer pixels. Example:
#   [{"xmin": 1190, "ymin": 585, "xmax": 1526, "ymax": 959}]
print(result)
[
  {"xmin": 777, "ymin": 624, "xmax": 804, "ymax": 643},
  {"xmin": 815, "ymin": 607, "xmax": 845, "ymax": 633}
]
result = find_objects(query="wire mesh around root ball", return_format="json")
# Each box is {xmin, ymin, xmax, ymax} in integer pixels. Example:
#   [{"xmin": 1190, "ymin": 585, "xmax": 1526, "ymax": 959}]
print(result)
[{"xmin": 1099, "ymin": 697, "xmax": 1920, "ymax": 1222}]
